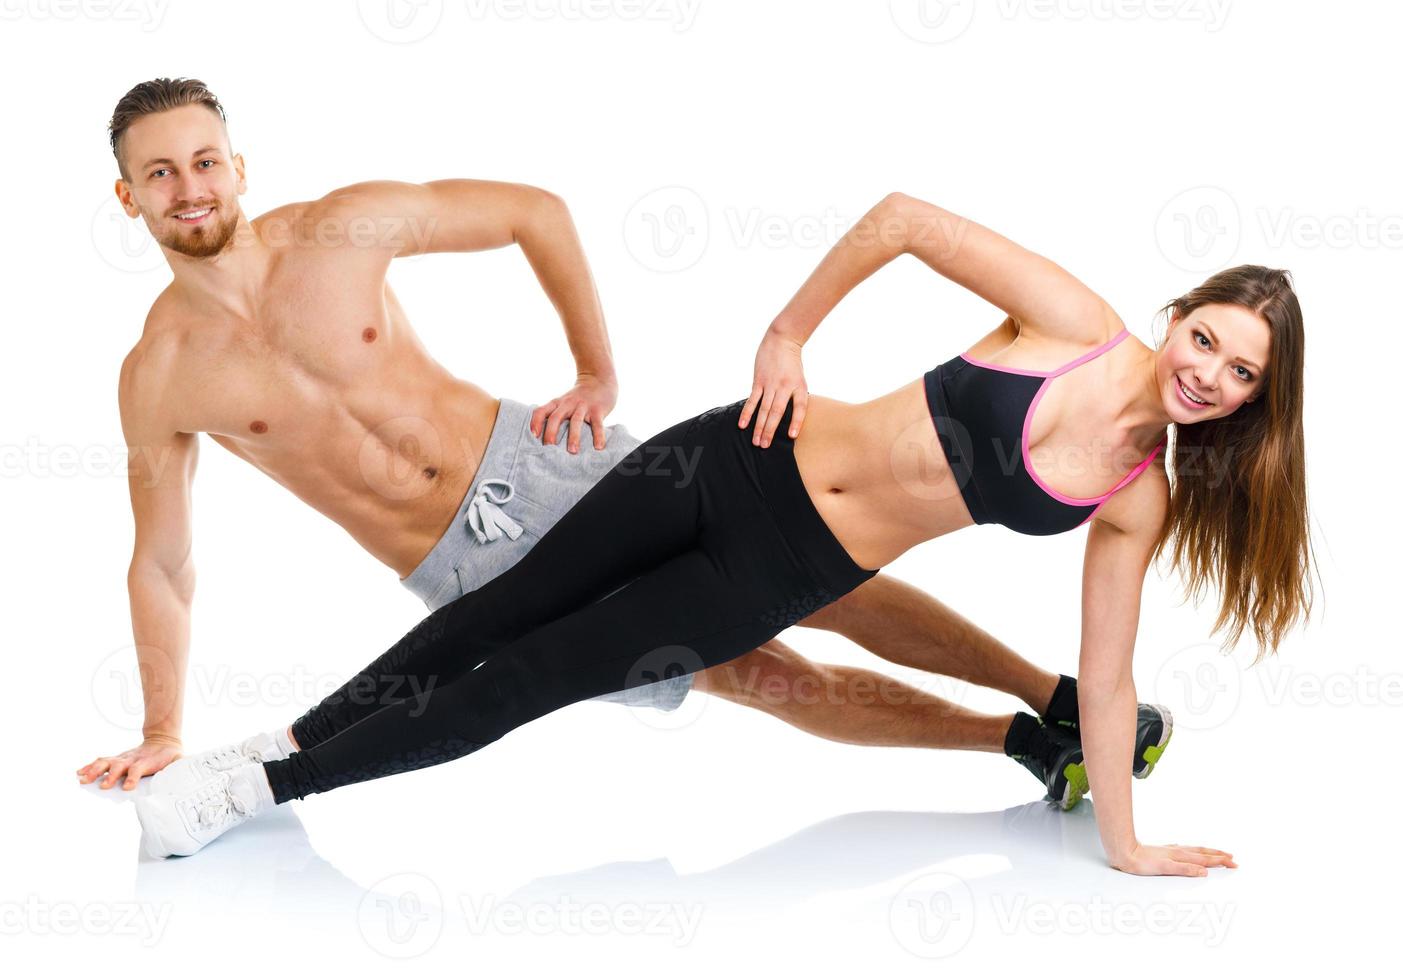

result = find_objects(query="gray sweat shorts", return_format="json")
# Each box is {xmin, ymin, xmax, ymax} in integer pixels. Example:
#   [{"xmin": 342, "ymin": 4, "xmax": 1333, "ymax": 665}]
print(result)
[{"xmin": 398, "ymin": 396, "xmax": 696, "ymax": 711}]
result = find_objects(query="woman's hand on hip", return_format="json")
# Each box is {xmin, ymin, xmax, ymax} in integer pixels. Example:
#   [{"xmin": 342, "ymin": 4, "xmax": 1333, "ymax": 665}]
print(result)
[{"xmin": 741, "ymin": 331, "xmax": 807, "ymax": 448}]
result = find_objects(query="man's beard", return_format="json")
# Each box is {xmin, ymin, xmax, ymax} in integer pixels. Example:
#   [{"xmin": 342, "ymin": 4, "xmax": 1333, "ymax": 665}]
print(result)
[{"xmin": 154, "ymin": 202, "xmax": 240, "ymax": 258}]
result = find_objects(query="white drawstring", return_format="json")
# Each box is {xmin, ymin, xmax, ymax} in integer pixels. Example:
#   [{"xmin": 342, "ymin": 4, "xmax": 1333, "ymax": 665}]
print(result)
[{"xmin": 465, "ymin": 478, "xmax": 524, "ymax": 544}]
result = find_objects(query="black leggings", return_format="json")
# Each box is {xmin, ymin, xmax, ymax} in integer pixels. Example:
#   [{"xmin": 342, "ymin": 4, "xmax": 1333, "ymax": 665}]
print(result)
[{"xmin": 263, "ymin": 397, "xmax": 880, "ymax": 803}]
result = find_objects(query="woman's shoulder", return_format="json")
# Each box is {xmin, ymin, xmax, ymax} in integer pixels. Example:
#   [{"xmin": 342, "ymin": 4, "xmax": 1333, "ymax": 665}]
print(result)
[
  {"xmin": 1000, "ymin": 302, "xmax": 1130, "ymax": 368},
  {"xmin": 1090, "ymin": 446, "xmax": 1170, "ymax": 538}
]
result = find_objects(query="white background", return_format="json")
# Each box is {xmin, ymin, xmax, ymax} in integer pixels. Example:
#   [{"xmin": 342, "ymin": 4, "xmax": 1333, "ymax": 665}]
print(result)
[{"xmin": 2, "ymin": 0, "xmax": 1397, "ymax": 974}]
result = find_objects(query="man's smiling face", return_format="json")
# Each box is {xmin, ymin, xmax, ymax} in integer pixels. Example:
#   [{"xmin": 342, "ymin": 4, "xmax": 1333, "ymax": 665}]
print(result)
[{"xmin": 116, "ymin": 103, "xmax": 245, "ymax": 259}]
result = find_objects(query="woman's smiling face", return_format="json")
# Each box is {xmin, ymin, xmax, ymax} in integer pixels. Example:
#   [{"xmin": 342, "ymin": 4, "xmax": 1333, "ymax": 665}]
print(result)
[{"xmin": 1160, "ymin": 303, "xmax": 1271, "ymax": 422}]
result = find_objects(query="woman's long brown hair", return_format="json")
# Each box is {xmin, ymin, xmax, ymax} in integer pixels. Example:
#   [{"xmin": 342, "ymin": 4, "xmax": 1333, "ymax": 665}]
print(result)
[{"xmin": 1150, "ymin": 265, "xmax": 1320, "ymax": 663}]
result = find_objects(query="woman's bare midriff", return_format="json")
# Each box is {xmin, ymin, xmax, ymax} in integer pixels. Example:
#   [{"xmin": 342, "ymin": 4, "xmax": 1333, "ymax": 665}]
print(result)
[{"xmin": 789, "ymin": 381, "xmax": 977, "ymax": 571}]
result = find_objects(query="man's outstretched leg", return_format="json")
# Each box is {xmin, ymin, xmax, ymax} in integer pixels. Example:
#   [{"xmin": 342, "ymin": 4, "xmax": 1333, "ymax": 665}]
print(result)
[
  {"xmin": 692, "ymin": 573, "xmax": 1171, "ymax": 790},
  {"xmin": 693, "ymin": 635, "xmax": 1018, "ymax": 752}
]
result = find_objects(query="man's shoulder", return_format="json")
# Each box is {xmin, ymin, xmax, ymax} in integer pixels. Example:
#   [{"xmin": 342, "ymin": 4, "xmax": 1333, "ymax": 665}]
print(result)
[
  {"xmin": 254, "ymin": 181, "xmax": 406, "ymax": 225},
  {"xmin": 252, "ymin": 182, "xmax": 412, "ymax": 256},
  {"xmin": 120, "ymin": 301, "xmax": 187, "ymax": 413}
]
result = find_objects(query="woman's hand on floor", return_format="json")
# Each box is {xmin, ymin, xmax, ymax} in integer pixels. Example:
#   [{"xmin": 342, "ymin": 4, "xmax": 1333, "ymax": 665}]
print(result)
[
  {"xmin": 1110, "ymin": 842, "xmax": 1238, "ymax": 877},
  {"xmin": 742, "ymin": 330, "xmax": 807, "ymax": 447},
  {"xmin": 77, "ymin": 736, "xmax": 183, "ymax": 791}
]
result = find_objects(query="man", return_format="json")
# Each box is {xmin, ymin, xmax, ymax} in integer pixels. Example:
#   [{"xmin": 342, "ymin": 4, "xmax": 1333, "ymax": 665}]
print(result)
[{"xmin": 78, "ymin": 78, "xmax": 1170, "ymax": 815}]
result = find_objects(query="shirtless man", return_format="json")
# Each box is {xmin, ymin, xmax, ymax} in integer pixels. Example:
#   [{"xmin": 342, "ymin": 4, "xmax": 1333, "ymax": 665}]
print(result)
[{"xmin": 78, "ymin": 77, "xmax": 1164, "ymax": 806}]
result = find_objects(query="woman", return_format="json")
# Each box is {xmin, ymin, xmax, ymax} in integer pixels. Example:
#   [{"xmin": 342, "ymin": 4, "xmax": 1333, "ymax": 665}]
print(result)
[{"xmin": 135, "ymin": 192, "xmax": 1312, "ymax": 876}]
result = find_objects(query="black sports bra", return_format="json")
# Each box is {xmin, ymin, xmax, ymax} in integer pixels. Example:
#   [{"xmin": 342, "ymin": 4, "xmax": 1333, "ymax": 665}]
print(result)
[{"xmin": 922, "ymin": 327, "xmax": 1165, "ymax": 536}]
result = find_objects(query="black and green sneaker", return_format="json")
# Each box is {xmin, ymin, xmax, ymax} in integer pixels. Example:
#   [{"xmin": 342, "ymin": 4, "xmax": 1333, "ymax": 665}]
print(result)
[
  {"xmin": 1010, "ymin": 717, "xmax": 1088, "ymax": 811},
  {"xmin": 1130, "ymin": 703, "xmax": 1173, "ymax": 779},
  {"xmin": 1042, "ymin": 675, "xmax": 1173, "ymax": 780}
]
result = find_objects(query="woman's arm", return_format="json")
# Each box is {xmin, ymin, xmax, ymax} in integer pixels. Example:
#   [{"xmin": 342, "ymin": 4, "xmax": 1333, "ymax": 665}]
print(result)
[
  {"xmin": 745, "ymin": 191, "xmax": 1113, "ymax": 446},
  {"xmin": 1080, "ymin": 487, "xmax": 1235, "ymax": 876}
]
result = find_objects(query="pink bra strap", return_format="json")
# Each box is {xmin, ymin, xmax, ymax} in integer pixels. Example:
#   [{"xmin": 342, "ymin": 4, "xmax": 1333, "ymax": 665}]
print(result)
[
  {"xmin": 1104, "ymin": 440, "xmax": 1165, "ymax": 497},
  {"xmin": 1048, "ymin": 327, "xmax": 1131, "ymax": 377}
]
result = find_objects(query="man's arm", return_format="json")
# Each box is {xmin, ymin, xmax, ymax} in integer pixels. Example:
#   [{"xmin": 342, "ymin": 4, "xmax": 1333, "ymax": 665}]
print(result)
[
  {"xmin": 322, "ymin": 179, "xmax": 619, "ymax": 452},
  {"xmin": 77, "ymin": 343, "xmax": 196, "ymax": 790}
]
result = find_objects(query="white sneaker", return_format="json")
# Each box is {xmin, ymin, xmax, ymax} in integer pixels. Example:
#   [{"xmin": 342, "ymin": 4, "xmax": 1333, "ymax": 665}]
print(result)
[
  {"xmin": 150, "ymin": 730, "xmax": 286, "ymax": 798},
  {"xmin": 135, "ymin": 762, "xmax": 274, "ymax": 858}
]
